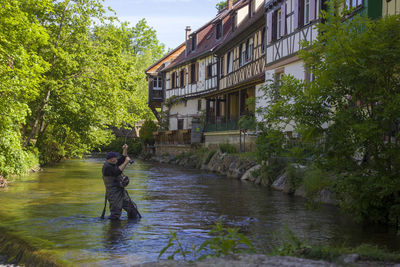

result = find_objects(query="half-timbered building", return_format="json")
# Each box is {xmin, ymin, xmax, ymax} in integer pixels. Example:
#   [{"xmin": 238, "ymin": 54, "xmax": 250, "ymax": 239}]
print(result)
[
  {"xmin": 146, "ymin": 44, "xmax": 186, "ymax": 121},
  {"xmin": 202, "ymin": 0, "xmax": 266, "ymax": 151},
  {"xmin": 383, "ymin": 0, "xmax": 399, "ymax": 15},
  {"xmin": 146, "ymin": 0, "xmax": 246, "ymax": 155}
]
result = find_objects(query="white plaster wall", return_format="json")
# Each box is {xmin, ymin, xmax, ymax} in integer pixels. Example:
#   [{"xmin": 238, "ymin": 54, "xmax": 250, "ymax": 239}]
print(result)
[
  {"xmin": 237, "ymin": 5, "xmax": 249, "ymax": 27},
  {"xmin": 165, "ymin": 56, "xmax": 218, "ymax": 100},
  {"xmin": 168, "ymin": 98, "xmax": 205, "ymax": 130},
  {"xmin": 255, "ymin": 0, "xmax": 264, "ymax": 10},
  {"xmin": 255, "ymin": 82, "xmax": 267, "ymax": 122},
  {"xmin": 259, "ymin": 60, "xmax": 306, "ymax": 132}
]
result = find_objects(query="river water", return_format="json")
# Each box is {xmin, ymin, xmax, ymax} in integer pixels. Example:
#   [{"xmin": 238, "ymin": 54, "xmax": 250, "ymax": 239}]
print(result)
[{"xmin": 0, "ymin": 158, "xmax": 399, "ymax": 266}]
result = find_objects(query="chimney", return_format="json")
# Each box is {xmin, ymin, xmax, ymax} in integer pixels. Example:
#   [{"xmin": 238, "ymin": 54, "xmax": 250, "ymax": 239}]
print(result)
[
  {"xmin": 185, "ymin": 26, "xmax": 191, "ymax": 41},
  {"xmin": 227, "ymin": 0, "xmax": 233, "ymax": 10}
]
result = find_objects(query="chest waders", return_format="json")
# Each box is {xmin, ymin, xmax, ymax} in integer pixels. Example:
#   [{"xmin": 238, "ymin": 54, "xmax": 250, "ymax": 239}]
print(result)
[{"xmin": 101, "ymin": 175, "xmax": 141, "ymax": 220}]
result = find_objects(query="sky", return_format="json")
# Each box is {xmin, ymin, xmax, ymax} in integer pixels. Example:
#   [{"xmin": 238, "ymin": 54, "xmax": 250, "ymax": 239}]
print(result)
[{"xmin": 102, "ymin": 0, "xmax": 223, "ymax": 50}]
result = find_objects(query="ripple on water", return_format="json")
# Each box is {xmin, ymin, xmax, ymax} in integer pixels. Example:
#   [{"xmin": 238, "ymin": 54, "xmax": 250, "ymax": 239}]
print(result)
[{"xmin": 1, "ymin": 159, "xmax": 400, "ymax": 266}]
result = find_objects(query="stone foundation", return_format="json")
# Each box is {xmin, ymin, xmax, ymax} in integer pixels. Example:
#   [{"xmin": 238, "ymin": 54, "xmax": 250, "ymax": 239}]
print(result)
[
  {"xmin": 155, "ymin": 145, "xmax": 193, "ymax": 157},
  {"xmin": 204, "ymin": 131, "xmax": 256, "ymax": 152}
]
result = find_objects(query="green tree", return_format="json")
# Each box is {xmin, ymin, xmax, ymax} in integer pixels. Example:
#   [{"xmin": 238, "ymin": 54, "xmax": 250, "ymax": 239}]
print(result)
[
  {"xmin": 139, "ymin": 120, "xmax": 158, "ymax": 146},
  {"xmin": 0, "ymin": 0, "xmax": 165, "ymax": 173},
  {"xmin": 215, "ymin": 0, "xmax": 239, "ymax": 12},
  {"xmin": 258, "ymin": 6, "xmax": 400, "ymax": 224},
  {"xmin": 0, "ymin": 0, "xmax": 50, "ymax": 175}
]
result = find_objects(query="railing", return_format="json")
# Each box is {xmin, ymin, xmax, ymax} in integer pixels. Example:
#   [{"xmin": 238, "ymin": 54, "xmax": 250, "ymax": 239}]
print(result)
[
  {"xmin": 154, "ymin": 129, "xmax": 192, "ymax": 145},
  {"xmin": 204, "ymin": 116, "xmax": 239, "ymax": 132},
  {"xmin": 149, "ymin": 89, "xmax": 163, "ymax": 101}
]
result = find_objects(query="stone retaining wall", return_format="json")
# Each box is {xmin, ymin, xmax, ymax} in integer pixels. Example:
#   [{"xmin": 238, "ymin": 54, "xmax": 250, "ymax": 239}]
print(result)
[{"xmin": 150, "ymin": 150, "xmax": 336, "ymax": 205}]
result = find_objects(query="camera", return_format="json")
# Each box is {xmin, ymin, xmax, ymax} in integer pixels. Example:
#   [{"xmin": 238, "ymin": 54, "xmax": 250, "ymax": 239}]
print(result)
[{"xmin": 129, "ymin": 159, "xmax": 134, "ymax": 164}]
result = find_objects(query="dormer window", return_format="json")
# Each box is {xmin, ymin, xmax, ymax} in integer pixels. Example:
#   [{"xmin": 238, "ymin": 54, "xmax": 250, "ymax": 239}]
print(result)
[
  {"xmin": 231, "ymin": 13, "xmax": 237, "ymax": 32},
  {"xmin": 249, "ymin": 0, "xmax": 255, "ymax": 18},
  {"xmin": 191, "ymin": 33, "xmax": 197, "ymax": 51},
  {"xmin": 216, "ymin": 21, "xmax": 222, "ymax": 39}
]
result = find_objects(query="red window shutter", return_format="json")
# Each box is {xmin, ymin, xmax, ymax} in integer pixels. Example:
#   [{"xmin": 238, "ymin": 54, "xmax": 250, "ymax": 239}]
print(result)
[
  {"xmin": 294, "ymin": 0, "xmax": 299, "ymax": 29},
  {"xmin": 310, "ymin": 0, "xmax": 316, "ymax": 21},
  {"xmin": 267, "ymin": 12, "xmax": 273, "ymax": 44},
  {"xmin": 281, "ymin": 1, "xmax": 286, "ymax": 36}
]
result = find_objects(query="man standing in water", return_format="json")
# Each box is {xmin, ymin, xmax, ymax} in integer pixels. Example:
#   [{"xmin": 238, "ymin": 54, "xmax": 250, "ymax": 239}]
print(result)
[{"xmin": 102, "ymin": 144, "xmax": 140, "ymax": 220}]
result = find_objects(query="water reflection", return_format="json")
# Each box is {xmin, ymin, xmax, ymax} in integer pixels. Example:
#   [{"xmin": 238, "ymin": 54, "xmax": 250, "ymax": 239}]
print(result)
[{"xmin": 0, "ymin": 158, "xmax": 400, "ymax": 266}]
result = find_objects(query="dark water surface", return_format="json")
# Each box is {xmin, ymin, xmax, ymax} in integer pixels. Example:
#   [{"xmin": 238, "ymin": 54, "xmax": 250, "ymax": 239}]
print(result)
[{"xmin": 0, "ymin": 158, "xmax": 399, "ymax": 266}]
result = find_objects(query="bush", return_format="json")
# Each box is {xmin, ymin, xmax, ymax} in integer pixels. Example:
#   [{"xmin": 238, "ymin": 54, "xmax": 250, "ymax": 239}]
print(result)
[
  {"xmin": 219, "ymin": 142, "xmax": 237, "ymax": 154},
  {"xmin": 139, "ymin": 120, "xmax": 158, "ymax": 145},
  {"xmin": 204, "ymin": 150, "xmax": 217, "ymax": 165}
]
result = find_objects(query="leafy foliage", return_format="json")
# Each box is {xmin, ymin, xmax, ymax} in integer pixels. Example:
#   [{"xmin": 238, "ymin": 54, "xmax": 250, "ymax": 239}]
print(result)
[
  {"xmin": 256, "ymin": 4, "xmax": 400, "ymax": 224},
  {"xmin": 139, "ymin": 120, "xmax": 158, "ymax": 146},
  {"xmin": 0, "ymin": 0, "xmax": 165, "ymax": 175},
  {"xmin": 159, "ymin": 221, "xmax": 255, "ymax": 261},
  {"xmin": 215, "ymin": 0, "xmax": 239, "ymax": 12},
  {"xmin": 219, "ymin": 142, "xmax": 238, "ymax": 154}
]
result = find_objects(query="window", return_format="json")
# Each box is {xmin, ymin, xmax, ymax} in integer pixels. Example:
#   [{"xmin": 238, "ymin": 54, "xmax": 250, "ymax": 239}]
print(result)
[
  {"xmin": 220, "ymin": 56, "xmax": 225, "ymax": 77},
  {"xmin": 249, "ymin": 0, "xmax": 255, "ymax": 18},
  {"xmin": 180, "ymin": 69, "xmax": 185, "ymax": 88},
  {"xmin": 261, "ymin": 27, "xmax": 266, "ymax": 54},
  {"xmin": 190, "ymin": 63, "xmax": 196, "ymax": 83},
  {"xmin": 240, "ymin": 43, "xmax": 246, "ymax": 67},
  {"xmin": 346, "ymin": 0, "xmax": 362, "ymax": 9},
  {"xmin": 191, "ymin": 33, "xmax": 197, "ymax": 51},
  {"xmin": 304, "ymin": 0, "xmax": 310, "ymax": 25},
  {"xmin": 153, "ymin": 76, "xmax": 162, "ymax": 89},
  {"xmin": 276, "ymin": 9, "xmax": 282, "ymax": 40},
  {"xmin": 216, "ymin": 21, "xmax": 222, "ymax": 39},
  {"xmin": 197, "ymin": 99, "xmax": 202, "ymax": 111},
  {"xmin": 274, "ymin": 71, "xmax": 284, "ymax": 96},
  {"xmin": 206, "ymin": 64, "xmax": 213, "ymax": 79},
  {"xmin": 178, "ymin": 119, "xmax": 184, "ymax": 130},
  {"xmin": 247, "ymin": 37, "xmax": 254, "ymax": 62},
  {"xmin": 232, "ymin": 13, "xmax": 237, "ymax": 32},
  {"xmin": 227, "ymin": 51, "xmax": 233, "ymax": 73}
]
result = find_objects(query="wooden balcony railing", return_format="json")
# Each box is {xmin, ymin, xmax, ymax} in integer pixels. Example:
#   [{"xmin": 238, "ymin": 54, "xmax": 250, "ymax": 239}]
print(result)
[{"xmin": 154, "ymin": 129, "xmax": 192, "ymax": 145}]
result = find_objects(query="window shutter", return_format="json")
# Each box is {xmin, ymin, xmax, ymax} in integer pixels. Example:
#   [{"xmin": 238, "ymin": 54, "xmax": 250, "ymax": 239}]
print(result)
[
  {"xmin": 272, "ymin": 11, "xmax": 277, "ymax": 41},
  {"xmin": 294, "ymin": 0, "xmax": 299, "ymax": 29},
  {"xmin": 299, "ymin": 0, "xmax": 304, "ymax": 28},
  {"xmin": 188, "ymin": 66, "xmax": 191, "ymax": 84},
  {"xmin": 195, "ymin": 62, "xmax": 199, "ymax": 82},
  {"xmin": 281, "ymin": 1, "xmax": 286, "ymax": 36},
  {"xmin": 310, "ymin": 0, "xmax": 316, "ymax": 21},
  {"xmin": 183, "ymin": 69, "xmax": 186, "ymax": 87},
  {"xmin": 267, "ymin": 12, "xmax": 273, "ymax": 44}
]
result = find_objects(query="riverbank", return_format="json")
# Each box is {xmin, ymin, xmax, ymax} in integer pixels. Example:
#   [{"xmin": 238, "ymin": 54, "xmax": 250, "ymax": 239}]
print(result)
[
  {"xmin": 133, "ymin": 253, "xmax": 400, "ymax": 267},
  {"xmin": 147, "ymin": 149, "xmax": 336, "ymax": 205},
  {"xmin": 0, "ymin": 228, "xmax": 65, "ymax": 267}
]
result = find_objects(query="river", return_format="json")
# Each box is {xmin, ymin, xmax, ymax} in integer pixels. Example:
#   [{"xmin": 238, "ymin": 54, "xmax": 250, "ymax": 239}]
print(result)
[{"xmin": 0, "ymin": 158, "xmax": 399, "ymax": 266}]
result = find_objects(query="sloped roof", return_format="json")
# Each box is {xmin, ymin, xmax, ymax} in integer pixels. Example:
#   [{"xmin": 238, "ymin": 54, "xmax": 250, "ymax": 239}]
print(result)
[
  {"xmin": 214, "ymin": 4, "xmax": 265, "ymax": 54},
  {"xmin": 163, "ymin": 0, "xmax": 249, "ymax": 72},
  {"xmin": 145, "ymin": 43, "xmax": 186, "ymax": 75}
]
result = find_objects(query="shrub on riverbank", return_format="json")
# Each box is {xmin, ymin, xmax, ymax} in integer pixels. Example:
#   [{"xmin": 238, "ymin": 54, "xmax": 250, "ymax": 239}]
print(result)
[{"xmin": 255, "ymin": 11, "xmax": 400, "ymax": 225}]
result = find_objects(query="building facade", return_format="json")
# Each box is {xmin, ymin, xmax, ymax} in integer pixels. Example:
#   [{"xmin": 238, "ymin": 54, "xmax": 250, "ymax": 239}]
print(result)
[{"xmin": 203, "ymin": 0, "xmax": 266, "ymax": 151}]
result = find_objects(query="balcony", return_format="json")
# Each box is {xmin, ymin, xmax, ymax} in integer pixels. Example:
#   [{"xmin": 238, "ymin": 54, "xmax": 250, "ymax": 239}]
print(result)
[
  {"xmin": 149, "ymin": 89, "xmax": 163, "ymax": 102},
  {"xmin": 204, "ymin": 116, "xmax": 239, "ymax": 132},
  {"xmin": 154, "ymin": 129, "xmax": 192, "ymax": 145}
]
